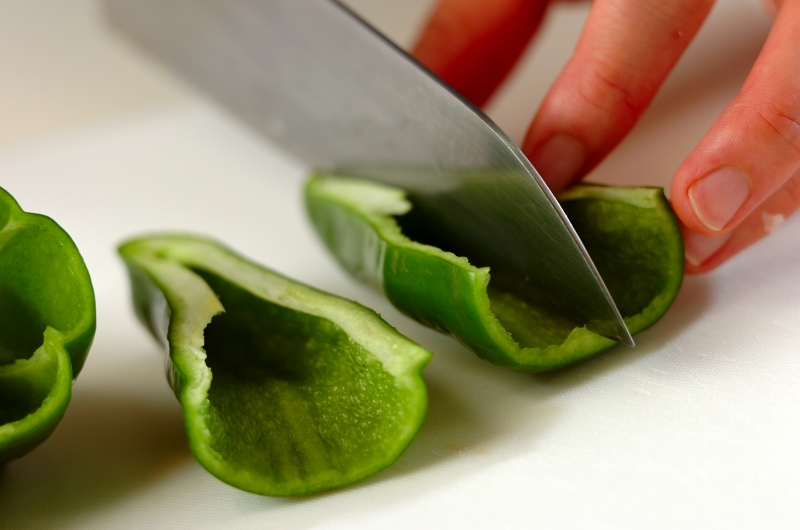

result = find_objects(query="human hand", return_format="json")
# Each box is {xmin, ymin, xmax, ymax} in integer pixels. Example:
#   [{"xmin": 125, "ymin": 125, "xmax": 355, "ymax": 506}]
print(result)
[{"xmin": 412, "ymin": 0, "xmax": 800, "ymax": 274}]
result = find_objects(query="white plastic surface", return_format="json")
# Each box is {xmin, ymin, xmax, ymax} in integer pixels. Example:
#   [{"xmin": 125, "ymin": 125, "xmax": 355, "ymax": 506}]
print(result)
[{"xmin": 2, "ymin": 1, "xmax": 799, "ymax": 529}]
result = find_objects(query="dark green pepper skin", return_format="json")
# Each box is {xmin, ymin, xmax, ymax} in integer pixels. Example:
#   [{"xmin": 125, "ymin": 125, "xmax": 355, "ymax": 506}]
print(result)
[
  {"xmin": 0, "ymin": 187, "xmax": 96, "ymax": 463},
  {"xmin": 306, "ymin": 175, "xmax": 684, "ymax": 372}
]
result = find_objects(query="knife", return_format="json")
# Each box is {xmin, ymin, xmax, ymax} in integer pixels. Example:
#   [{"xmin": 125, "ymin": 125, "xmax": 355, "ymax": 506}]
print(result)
[{"xmin": 104, "ymin": 0, "xmax": 633, "ymax": 345}]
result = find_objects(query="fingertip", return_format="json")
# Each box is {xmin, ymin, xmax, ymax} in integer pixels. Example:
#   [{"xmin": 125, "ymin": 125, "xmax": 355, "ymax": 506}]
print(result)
[
  {"xmin": 669, "ymin": 161, "xmax": 719, "ymax": 237},
  {"xmin": 678, "ymin": 168, "xmax": 800, "ymax": 273},
  {"xmin": 690, "ymin": 167, "xmax": 752, "ymax": 231}
]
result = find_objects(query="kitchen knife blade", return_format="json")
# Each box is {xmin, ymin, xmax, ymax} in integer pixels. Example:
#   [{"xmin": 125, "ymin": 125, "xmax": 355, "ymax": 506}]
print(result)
[{"xmin": 105, "ymin": 0, "xmax": 633, "ymax": 345}]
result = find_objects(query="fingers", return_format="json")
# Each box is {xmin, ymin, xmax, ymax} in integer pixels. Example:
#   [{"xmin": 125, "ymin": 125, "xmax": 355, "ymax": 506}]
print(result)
[
  {"xmin": 671, "ymin": 0, "xmax": 800, "ymax": 270},
  {"xmin": 683, "ymin": 167, "xmax": 800, "ymax": 273},
  {"xmin": 412, "ymin": 0, "xmax": 550, "ymax": 107},
  {"xmin": 523, "ymin": 0, "xmax": 715, "ymax": 191}
]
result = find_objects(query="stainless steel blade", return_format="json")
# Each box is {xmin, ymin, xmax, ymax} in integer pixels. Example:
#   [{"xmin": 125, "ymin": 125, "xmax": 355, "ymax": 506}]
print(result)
[{"xmin": 105, "ymin": 0, "xmax": 633, "ymax": 345}]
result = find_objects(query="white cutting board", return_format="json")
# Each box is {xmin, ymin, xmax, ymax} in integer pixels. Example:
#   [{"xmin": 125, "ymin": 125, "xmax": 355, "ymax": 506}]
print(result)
[{"xmin": 1, "ymin": 1, "xmax": 799, "ymax": 529}]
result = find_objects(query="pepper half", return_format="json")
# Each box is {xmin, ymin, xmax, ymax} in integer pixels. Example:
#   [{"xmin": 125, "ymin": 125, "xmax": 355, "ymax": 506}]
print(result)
[
  {"xmin": 305, "ymin": 175, "xmax": 684, "ymax": 372},
  {"xmin": 119, "ymin": 235, "xmax": 431, "ymax": 496},
  {"xmin": 0, "ymin": 187, "xmax": 96, "ymax": 464}
]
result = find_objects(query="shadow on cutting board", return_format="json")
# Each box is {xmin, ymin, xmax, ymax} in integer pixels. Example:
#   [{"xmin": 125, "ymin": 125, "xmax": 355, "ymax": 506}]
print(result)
[
  {"xmin": 0, "ymin": 377, "xmax": 190, "ymax": 527},
  {"xmin": 383, "ymin": 277, "xmax": 713, "ymax": 481},
  {"xmin": 533, "ymin": 275, "xmax": 712, "ymax": 390},
  {"xmin": 0, "ymin": 279, "xmax": 710, "ymax": 526}
]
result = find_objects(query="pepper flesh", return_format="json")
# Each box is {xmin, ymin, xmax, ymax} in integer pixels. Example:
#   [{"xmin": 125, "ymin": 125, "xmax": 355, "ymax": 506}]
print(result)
[
  {"xmin": 119, "ymin": 234, "xmax": 431, "ymax": 496},
  {"xmin": 0, "ymin": 187, "xmax": 96, "ymax": 463},
  {"xmin": 305, "ymin": 175, "xmax": 684, "ymax": 372}
]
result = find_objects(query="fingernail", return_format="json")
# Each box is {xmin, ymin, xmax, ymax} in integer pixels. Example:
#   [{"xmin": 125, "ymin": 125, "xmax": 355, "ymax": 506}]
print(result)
[
  {"xmin": 530, "ymin": 135, "xmax": 585, "ymax": 190},
  {"xmin": 688, "ymin": 167, "xmax": 751, "ymax": 231},
  {"xmin": 683, "ymin": 229, "xmax": 731, "ymax": 267}
]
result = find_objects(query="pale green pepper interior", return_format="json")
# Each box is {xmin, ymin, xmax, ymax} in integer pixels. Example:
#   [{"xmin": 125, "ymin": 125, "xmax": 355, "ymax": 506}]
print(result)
[{"xmin": 194, "ymin": 268, "xmax": 418, "ymax": 485}]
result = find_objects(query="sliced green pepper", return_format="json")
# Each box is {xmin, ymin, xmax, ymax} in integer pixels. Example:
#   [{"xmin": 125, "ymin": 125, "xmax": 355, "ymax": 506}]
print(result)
[
  {"xmin": 119, "ymin": 235, "xmax": 431, "ymax": 496},
  {"xmin": 0, "ymin": 187, "xmax": 96, "ymax": 464},
  {"xmin": 305, "ymin": 175, "xmax": 684, "ymax": 372}
]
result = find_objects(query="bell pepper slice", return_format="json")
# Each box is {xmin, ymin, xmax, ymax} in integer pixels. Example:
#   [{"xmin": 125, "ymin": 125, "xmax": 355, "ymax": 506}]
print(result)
[
  {"xmin": 119, "ymin": 235, "xmax": 431, "ymax": 496},
  {"xmin": 305, "ymin": 174, "xmax": 684, "ymax": 372},
  {"xmin": 0, "ymin": 187, "xmax": 96, "ymax": 464}
]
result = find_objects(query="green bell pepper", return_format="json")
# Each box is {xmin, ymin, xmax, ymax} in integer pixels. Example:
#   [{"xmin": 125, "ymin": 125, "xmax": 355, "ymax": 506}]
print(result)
[
  {"xmin": 119, "ymin": 234, "xmax": 431, "ymax": 496},
  {"xmin": 0, "ymin": 187, "xmax": 96, "ymax": 464},
  {"xmin": 305, "ymin": 175, "xmax": 684, "ymax": 372}
]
